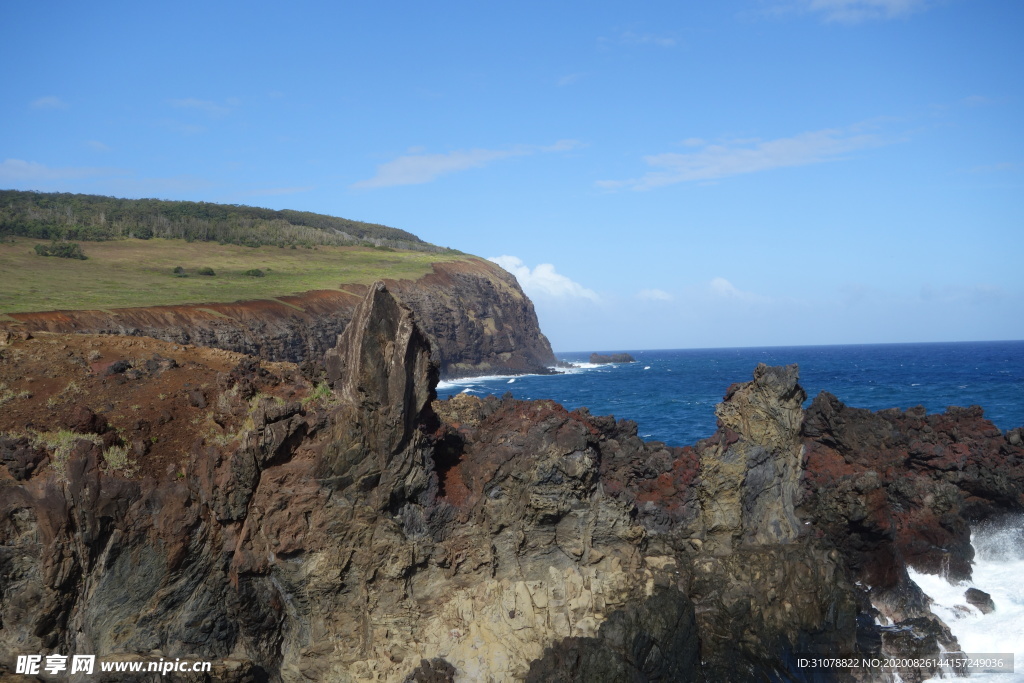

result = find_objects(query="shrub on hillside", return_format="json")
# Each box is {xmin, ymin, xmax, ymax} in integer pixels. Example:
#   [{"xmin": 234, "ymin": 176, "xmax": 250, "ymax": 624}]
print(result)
[
  {"xmin": 34, "ymin": 242, "xmax": 87, "ymax": 259},
  {"xmin": 197, "ymin": 267, "xmax": 216, "ymax": 276},
  {"xmin": 243, "ymin": 268, "xmax": 265, "ymax": 277}
]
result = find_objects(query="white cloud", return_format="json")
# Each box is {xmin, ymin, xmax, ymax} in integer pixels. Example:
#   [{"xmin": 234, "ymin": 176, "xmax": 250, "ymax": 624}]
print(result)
[
  {"xmin": 31, "ymin": 96, "xmax": 67, "ymax": 109},
  {"xmin": 0, "ymin": 159, "xmax": 117, "ymax": 181},
  {"xmin": 598, "ymin": 126, "xmax": 884, "ymax": 190},
  {"xmin": 709, "ymin": 277, "xmax": 770, "ymax": 303},
  {"xmin": 557, "ymin": 73, "xmax": 584, "ymax": 87},
  {"xmin": 169, "ymin": 98, "xmax": 232, "ymax": 117},
  {"xmin": 353, "ymin": 140, "xmax": 583, "ymax": 189},
  {"xmin": 85, "ymin": 140, "xmax": 111, "ymax": 152},
  {"xmin": 489, "ymin": 256, "xmax": 600, "ymax": 302},
  {"xmin": 804, "ymin": 0, "xmax": 930, "ymax": 23},
  {"xmin": 637, "ymin": 288, "xmax": 674, "ymax": 302}
]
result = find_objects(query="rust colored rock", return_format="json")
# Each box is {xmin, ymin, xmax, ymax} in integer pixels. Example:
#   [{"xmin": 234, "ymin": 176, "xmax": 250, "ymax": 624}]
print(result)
[{"xmin": 800, "ymin": 390, "xmax": 1024, "ymax": 587}]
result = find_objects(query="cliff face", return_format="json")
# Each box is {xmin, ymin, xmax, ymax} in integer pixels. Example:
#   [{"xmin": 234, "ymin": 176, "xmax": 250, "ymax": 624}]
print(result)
[
  {"xmin": 2, "ymin": 258, "xmax": 555, "ymax": 379},
  {"xmin": 1, "ymin": 291, "xmax": 1022, "ymax": 682}
]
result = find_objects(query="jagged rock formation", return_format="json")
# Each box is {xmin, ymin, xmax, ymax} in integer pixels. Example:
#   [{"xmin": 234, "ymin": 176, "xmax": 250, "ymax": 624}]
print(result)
[
  {"xmin": 2, "ymin": 258, "xmax": 556, "ymax": 379},
  {"xmin": 1, "ymin": 295, "xmax": 1022, "ymax": 681}
]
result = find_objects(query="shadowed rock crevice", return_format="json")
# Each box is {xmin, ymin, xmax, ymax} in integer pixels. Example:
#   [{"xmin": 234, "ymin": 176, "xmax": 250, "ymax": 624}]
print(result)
[{"xmin": 525, "ymin": 587, "xmax": 700, "ymax": 683}]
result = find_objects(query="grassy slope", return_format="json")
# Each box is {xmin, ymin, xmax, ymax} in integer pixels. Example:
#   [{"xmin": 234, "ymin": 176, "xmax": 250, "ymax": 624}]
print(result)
[{"xmin": 0, "ymin": 237, "xmax": 475, "ymax": 314}]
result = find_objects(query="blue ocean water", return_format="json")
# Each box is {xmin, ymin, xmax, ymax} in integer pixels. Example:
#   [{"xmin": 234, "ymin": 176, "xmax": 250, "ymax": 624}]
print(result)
[{"xmin": 438, "ymin": 341, "xmax": 1024, "ymax": 447}]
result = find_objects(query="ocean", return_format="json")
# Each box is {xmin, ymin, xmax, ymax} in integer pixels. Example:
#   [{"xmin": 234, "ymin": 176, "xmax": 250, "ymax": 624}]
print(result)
[
  {"xmin": 438, "ymin": 341, "xmax": 1024, "ymax": 446},
  {"xmin": 438, "ymin": 340, "xmax": 1024, "ymax": 681}
]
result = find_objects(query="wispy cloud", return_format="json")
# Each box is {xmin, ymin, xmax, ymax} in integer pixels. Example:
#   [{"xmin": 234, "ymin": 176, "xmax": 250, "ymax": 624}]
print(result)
[
  {"xmin": 600, "ymin": 31, "xmax": 677, "ymax": 48},
  {"xmin": 637, "ymin": 288, "xmax": 674, "ymax": 302},
  {"xmin": 85, "ymin": 140, "xmax": 111, "ymax": 152},
  {"xmin": 919, "ymin": 283, "xmax": 1004, "ymax": 305},
  {"xmin": 708, "ymin": 277, "xmax": 770, "ymax": 304},
  {"xmin": 962, "ymin": 95, "xmax": 996, "ymax": 107},
  {"xmin": 557, "ymin": 73, "xmax": 585, "ymax": 87},
  {"xmin": 0, "ymin": 158, "xmax": 120, "ymax": 181},
  {"xmin": 598, "ymin": 126, "xmax": 885, "ymax": 190},
  {"xmin": 353, "ymin": 140, "xmax": 583, "ymax": 189},
  {"xmin": 489, "ymin": 256, "xmax": 600, "ymax": 302},
  {"xmin": 169, "ymin": 98, "xmax": 234, "ymax": 117},
  {"xmin": 244, "ymin": 186, "xmax": 316, "ymax": 197},
  {"xmin": 31, "ymin": 96, "xmax": 67, "ymax": 109},
  {"xmin": 777, "ymin": 0, "xmax": 932, "ymax": 23},
  {"xmin": 158, "ymin": 120, "xmax": 208, "ymax": 136},
  {"xmin": 968, "ymin": 162, "xmax": 1018, "ymax": 174}
]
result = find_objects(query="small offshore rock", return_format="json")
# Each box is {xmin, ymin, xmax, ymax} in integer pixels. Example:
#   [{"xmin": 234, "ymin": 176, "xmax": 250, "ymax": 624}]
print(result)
[
  {"xmin": 589, "ymin": 352, "xmax": 636, "ymax": 364},
  {"xmin": 965, "ymin": 588, "xmax": 995, "ymax": 614}
]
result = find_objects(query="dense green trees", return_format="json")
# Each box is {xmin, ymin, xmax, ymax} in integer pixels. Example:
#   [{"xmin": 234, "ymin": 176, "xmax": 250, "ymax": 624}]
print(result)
[{"xmin": 0, "ymin": 190, "xmax": 444, "ymax": 252}]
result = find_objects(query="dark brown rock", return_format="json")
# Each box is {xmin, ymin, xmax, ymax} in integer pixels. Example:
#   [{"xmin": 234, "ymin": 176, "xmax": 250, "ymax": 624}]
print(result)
[
  {"xmin": 965, "ymin": 587, "xmax": 995, "ymax": 614},
  {"xmin": 588, "ymin": 353, "xmax": 636, "ymax": 364}
]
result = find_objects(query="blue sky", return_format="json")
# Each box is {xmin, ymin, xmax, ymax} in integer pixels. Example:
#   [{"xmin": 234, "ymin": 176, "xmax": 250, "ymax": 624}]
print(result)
[{"xmin": 3, "ymin": 0, "xmax": 1022, "ymax": 352}]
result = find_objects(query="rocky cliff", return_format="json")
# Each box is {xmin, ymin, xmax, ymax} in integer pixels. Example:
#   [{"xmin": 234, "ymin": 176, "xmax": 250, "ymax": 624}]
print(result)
[
  {"xmin": 2, "ymin": 258, "xmax": 555, "ymax": 379},
  {"xmin": 1, "ymin": 288, "xmax": 1022, "ymax": 682}
]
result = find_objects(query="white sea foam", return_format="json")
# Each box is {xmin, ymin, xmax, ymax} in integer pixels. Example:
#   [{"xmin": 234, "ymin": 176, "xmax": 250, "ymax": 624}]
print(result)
[
  {"xmin": 561, "ymin": 362, "xmax": 602, "ymax": 371},
  {"xmin": 436, "ymin": 363, "xmax": 596, "ymax": 394},
  {"xmin": 436, "ymin": 374, "xmax": 522, "ymax": 391},
  {"xmin": 914, "ymin": 517, "xmax": 1024, "ymax": 682}
]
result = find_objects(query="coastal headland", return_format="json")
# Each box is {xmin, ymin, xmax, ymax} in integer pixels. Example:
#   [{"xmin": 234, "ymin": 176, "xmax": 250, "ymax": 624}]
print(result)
[
  {"xmin": 0, "ymin": 242, "xmax": 556, "ymax": 380},
  {"xmin": 1, "ymin": 282, "xmax": 1021, "ymax": 681}
]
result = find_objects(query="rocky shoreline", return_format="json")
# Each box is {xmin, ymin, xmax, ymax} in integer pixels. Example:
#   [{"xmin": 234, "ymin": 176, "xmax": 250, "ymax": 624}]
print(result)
[{"xmin": 1, "ymin": 283, "xmax": 1021, "ymax": 681}]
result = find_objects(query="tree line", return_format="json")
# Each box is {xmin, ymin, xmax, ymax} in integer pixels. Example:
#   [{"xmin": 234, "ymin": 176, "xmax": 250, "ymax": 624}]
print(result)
[{"xmin": 0, "ymin": 190, "xmax": 453, "ymax": 252}]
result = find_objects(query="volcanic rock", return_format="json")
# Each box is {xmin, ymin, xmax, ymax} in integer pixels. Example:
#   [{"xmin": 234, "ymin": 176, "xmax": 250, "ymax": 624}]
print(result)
[
  {"xmin": 1, "ymin": 316, "xmax": 1022, "ymax": 681},
  {"xmin": 588, "ymin": 353, "xmax": 636, "ymax": 364},
  {"xmin": 964, "ymin": 587, "xmax": 995, "ymax": 614}
]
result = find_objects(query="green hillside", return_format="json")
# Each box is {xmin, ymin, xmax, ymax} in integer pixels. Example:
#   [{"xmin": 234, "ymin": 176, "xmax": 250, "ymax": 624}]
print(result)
[
  {"xmin": 0, "ymin": 190, "xmax": 444, "ymax": 251},
  {"xmin": 0, "ymin": 237, "xmax": 475, "ymax": 314}
]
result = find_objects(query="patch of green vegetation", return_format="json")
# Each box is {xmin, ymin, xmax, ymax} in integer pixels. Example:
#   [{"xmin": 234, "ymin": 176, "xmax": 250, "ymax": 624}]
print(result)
[
  {"xmin": 302, "ymin": 381, "xmax": 337, "ymax": 407},
  {"xmin": 0, "ymin": 189, "xmax": 436, "ymax": 251},
  {"xmin": 197, "ymin": 267, "xmax": 215, "ymax": 276},
  {"xmin": 0, "ymin": 383, "xmax": 31, "ymax": 406},
  {"xmin": 0, "ymin": 237, "xmax": 478, "ymax": 313},
  {"xmin": 34, "ymin": 241, "xmax": 87, "ymax": 259},
  {"xmin": 101, "ymin": 444, "xmax": 135, "ymax": 474},
  {"xmin": 243, "ymin": 268, "xmax": 265, "ymax": 278}
]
